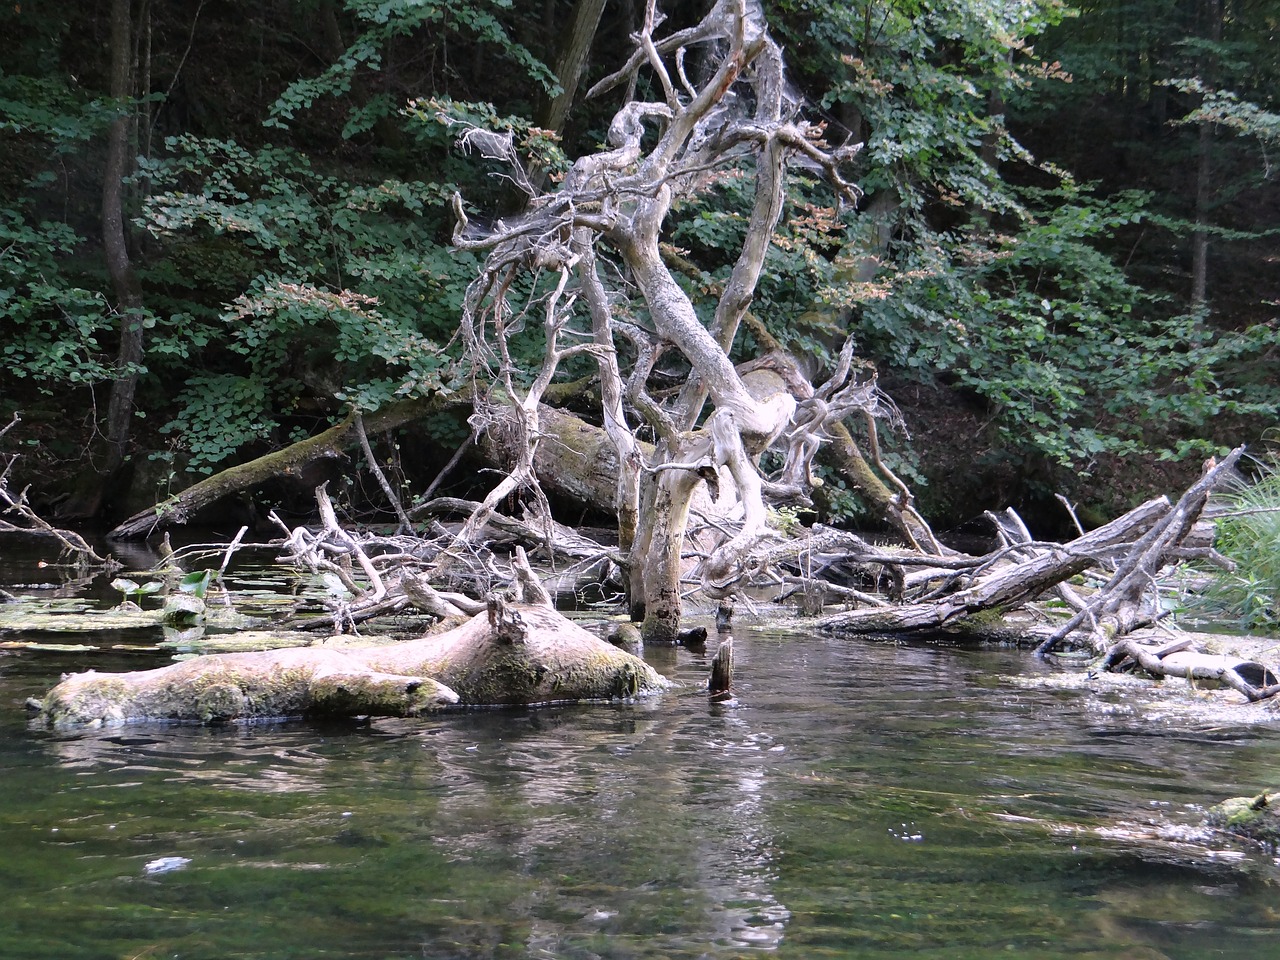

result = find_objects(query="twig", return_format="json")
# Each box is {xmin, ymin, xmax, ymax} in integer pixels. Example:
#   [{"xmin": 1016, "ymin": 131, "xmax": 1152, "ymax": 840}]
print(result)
[{"xmin": 354, "ymin": 411, "xmax": 414, "ymax": 534}]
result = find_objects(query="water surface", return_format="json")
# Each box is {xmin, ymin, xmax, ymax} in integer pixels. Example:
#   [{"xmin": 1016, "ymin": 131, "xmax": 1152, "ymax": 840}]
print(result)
[{"xmin": 2, "ymin": 535, "xmax": 1279, "ymax": 959}]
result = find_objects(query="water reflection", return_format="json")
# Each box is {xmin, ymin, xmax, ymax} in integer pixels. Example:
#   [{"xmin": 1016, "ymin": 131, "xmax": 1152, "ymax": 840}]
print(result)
[
  {"xmin": 22, "ymin": 633, "xmax": 1280, "ymax": 959},
  {"xmin": 28, "ymin": 644, "xmax": 795, "ymax": 956}
]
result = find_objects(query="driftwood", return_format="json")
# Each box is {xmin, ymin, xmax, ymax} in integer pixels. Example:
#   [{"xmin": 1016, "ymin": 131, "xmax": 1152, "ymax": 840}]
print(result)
[
  {"xmin": 413, "ymin": 496, "xmax": 619, "ymax": 563},
  {"xmin": 800, "ymin": 447, "xmax": 1280, "ymax": 702},
  {"xmin": 813, "ymin": 452, "xmax": 1244, "ymax": 651},
  {"xmin": 1034, "ymin": 449, "xmax": 1245, "ymax": 655},
  {"xmin": 1100, "ymin": 637, "xmax": 1280, "ymax": 702},
  {"xmin": 36, "ymin": 594, "xmax": 666, "ymax": 727},
  {"xmin": 815, "ymin": 497, "xmax": 1170, "ymax": 635},
  {"xmin": 266, "ymin": 486, "xmax": 621, "ymax": 632},
  {"xmin": 37, "ymin": 499, "xmax": 668, "ymax": 728}
]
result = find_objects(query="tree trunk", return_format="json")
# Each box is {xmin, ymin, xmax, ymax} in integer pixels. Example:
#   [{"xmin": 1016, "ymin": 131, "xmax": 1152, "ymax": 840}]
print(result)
[
  {"xmin": 1191, "ymin": 0, "xmax": 1222, "ymax": 309},
  {"xmin": 536, "ymin": 0, "xmax": 608, "ymax": 135},
  {"xmin": 60, "ymin": 0, "xmax": 145, "ymax": 519},
  {"xmin": 450, "ymin": 3, "xmax": 865, "ymax": 641},
  {"xmin": 103, "ymin": 0, "xmax": 145, "ymax": 475},
  {"xmin": 637, "ymin": 457, "xmax": 702, "ymax": 643}
]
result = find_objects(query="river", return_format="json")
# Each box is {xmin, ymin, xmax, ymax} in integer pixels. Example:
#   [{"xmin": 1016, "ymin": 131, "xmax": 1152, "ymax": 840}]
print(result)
[{"xmin": 2, "ymin": 532, "xmax": 1279, "ymax": 959}]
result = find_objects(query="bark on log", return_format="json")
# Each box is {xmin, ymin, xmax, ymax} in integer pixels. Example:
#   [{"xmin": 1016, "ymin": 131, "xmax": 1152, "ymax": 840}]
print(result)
[{"xmin": 37, "ymin": 603, "xmax": 667, "ymax": 726}]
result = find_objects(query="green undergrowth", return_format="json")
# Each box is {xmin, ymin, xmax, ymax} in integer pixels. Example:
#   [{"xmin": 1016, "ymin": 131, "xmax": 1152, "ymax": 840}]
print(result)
[{"xmin": 1196, "ymin": 458, "xmax": 1280, "ymax": 631}]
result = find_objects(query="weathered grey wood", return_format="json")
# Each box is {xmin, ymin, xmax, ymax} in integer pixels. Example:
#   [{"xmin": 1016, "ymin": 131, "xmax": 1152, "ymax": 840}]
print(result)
[
  {"xmin": 818, "ymin": 497, "xmax": 1170, "ymax": 636},
  {"xmin": 709, "ymin": 638, "xmax": 734, "ymax": 701},
  {"xmin": 1160, "ymin": 651, "xmax": 1279, "ymax": 690},
  {"xmin": 1103, "ymin": 638, "xmax": 1280, "ymax": 702}
]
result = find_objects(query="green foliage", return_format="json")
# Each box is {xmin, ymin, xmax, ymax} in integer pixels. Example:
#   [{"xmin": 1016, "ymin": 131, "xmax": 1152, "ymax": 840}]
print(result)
[
  {"xmin": 267, "ymin": 0, "xmax": 559, "ymax": 133},
  {"xmin": 0, "ymin": 209, "xmax": 115, "ymax": 391},
  {"xmin": 159, "ymin": 374, "xmax": 275, "ymax": 473},
  {"xmin": 0, "ymin": 71, "xmax": 120, "ymax": 396},
  {"xmin": 179, "ymin": 570, "xmax": 214, "ymax": 599},
  {"xmin": 1165, "ymin": 78, "xmax": 1280, "ymax": 148},
  {"xmin": 844, "ymin": 182, "xmax": 1279, "ymax": 470},
  {"xmin": 669, "ymin": 0, "xmax": 1275, "ymax": 481},
  {"xmin": 137, "ymin": 136, "xmax": 473, "ymax": 470},
  {"xmin": 1196, "ymin": 460, "xmax": 1280, "ymax": 630},
  {"xmin": 0, "ymin": 75, "xmax": 112, "ymax": 142},
  {"xmin": 110, "ymin": 578, "xmax": 164, "ymax": 606}
]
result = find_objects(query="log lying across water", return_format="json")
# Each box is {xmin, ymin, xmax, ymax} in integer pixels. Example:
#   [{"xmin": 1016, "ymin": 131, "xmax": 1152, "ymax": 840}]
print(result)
[
  {"xmin": 36, "ymin": 600, "xmax": 667, "ymax": 727},
  {"xmin": 815, "ymin": 497, "xmax": 1170, "ymax": 637}
]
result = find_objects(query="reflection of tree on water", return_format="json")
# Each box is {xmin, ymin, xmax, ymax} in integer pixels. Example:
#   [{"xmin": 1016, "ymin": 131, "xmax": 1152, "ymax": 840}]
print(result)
[
  {"xmin": 36, "ymin": 649, "xmax": 790, "ymax": 956},
  {"xmin": 416, "ymin": 657, "xmax": 790, "ymax": 955}
]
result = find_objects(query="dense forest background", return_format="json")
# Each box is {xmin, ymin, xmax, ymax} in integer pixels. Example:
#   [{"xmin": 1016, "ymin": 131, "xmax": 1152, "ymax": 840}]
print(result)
[{"xmin": 2, "ymin": 0, "xmax": 1277, "ymax": 537}]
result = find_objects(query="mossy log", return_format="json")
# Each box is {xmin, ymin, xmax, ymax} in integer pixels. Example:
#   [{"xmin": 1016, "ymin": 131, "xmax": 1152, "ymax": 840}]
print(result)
[
  {"xmin": 1207, "ymin": 791, "xmax": 1280, "ymax": 847},
  {"xmin": 109, "ymin": 395, "xmax": 448, "ymax": 540},
  {"xmin": 37, "ymin": 602, "xmax": 667, "ymax": 727}
]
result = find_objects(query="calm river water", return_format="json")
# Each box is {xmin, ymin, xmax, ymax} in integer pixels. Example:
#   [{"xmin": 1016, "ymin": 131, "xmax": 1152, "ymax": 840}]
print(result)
[{"xmin": 2, "ymin": 533, "xmax": 1280, "ymax": 959}]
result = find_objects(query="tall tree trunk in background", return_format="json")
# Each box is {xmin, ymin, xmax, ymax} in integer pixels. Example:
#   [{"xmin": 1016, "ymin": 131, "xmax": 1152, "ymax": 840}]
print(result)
[
  {"xmin": 536, "ymin": 0, "xmax": 608, "ymax": 135},
  {"xmin": 61, "ymin": 0, "xmax": 145, "ymax": 518},
  {"xmin": 1191, "ymin": 0, "xmax": 1222, "ymax": 309},
  {"xmin": 1191, "ymin": 118, "xmax": 1212, "ymax": 307},
  {"xmin": 103, "ymin": 0, "xmax": 145, "ymax": 473}
]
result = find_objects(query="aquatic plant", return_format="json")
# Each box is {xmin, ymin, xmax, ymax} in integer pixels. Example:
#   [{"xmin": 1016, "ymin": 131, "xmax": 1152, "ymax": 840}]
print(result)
[{"xmin": 109, "ymin": 577, "xmax": 163, "ymax": 607}]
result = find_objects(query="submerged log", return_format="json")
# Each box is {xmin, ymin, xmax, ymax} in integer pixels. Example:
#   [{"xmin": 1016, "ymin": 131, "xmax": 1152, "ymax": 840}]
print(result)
[
  {"xmin": 1208, "ymin": 791, "xmax": 1280, "ymax": 847},
  {"xmin": 36, "ymin": 603, "xmax": 667, "ymax": 727}
]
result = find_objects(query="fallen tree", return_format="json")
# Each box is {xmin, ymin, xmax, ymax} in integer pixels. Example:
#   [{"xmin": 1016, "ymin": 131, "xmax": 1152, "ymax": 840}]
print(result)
[
  {"xmin": 107, "ymin": 395, "xmax": 449, "ymax": 541},
  {"xmin": 30, "ymin": 435, "xmax": 1280, "ymax": 728},
  {"xmin": 104, "ymin": 0, "xmax": 942, "ymax": 650},
  {"xmin": 35, "ymin": 583, "xmax": 666, "ymax": 727}
]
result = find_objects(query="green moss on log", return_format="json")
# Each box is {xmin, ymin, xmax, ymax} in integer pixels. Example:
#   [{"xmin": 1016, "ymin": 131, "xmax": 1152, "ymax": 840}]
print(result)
[
  {"xmin": 1207, "ymin": 791, "xmax": 1280, "ymax": 846},
  {"xmin": 38, "ymin": 605, "xmax": 667, "ymax": 726}
]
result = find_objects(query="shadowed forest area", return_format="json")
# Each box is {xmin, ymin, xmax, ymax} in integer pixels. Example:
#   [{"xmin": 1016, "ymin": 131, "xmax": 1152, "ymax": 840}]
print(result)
[{"xmin": 1, "ymin": 0, "xmax": 1277, "ymax": 539}]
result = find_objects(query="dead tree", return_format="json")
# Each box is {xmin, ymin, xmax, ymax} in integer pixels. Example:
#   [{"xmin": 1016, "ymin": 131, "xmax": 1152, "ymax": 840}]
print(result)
[{"xmin": 448, "ymin": 0, "xmax": 900, "ymax": 642}]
